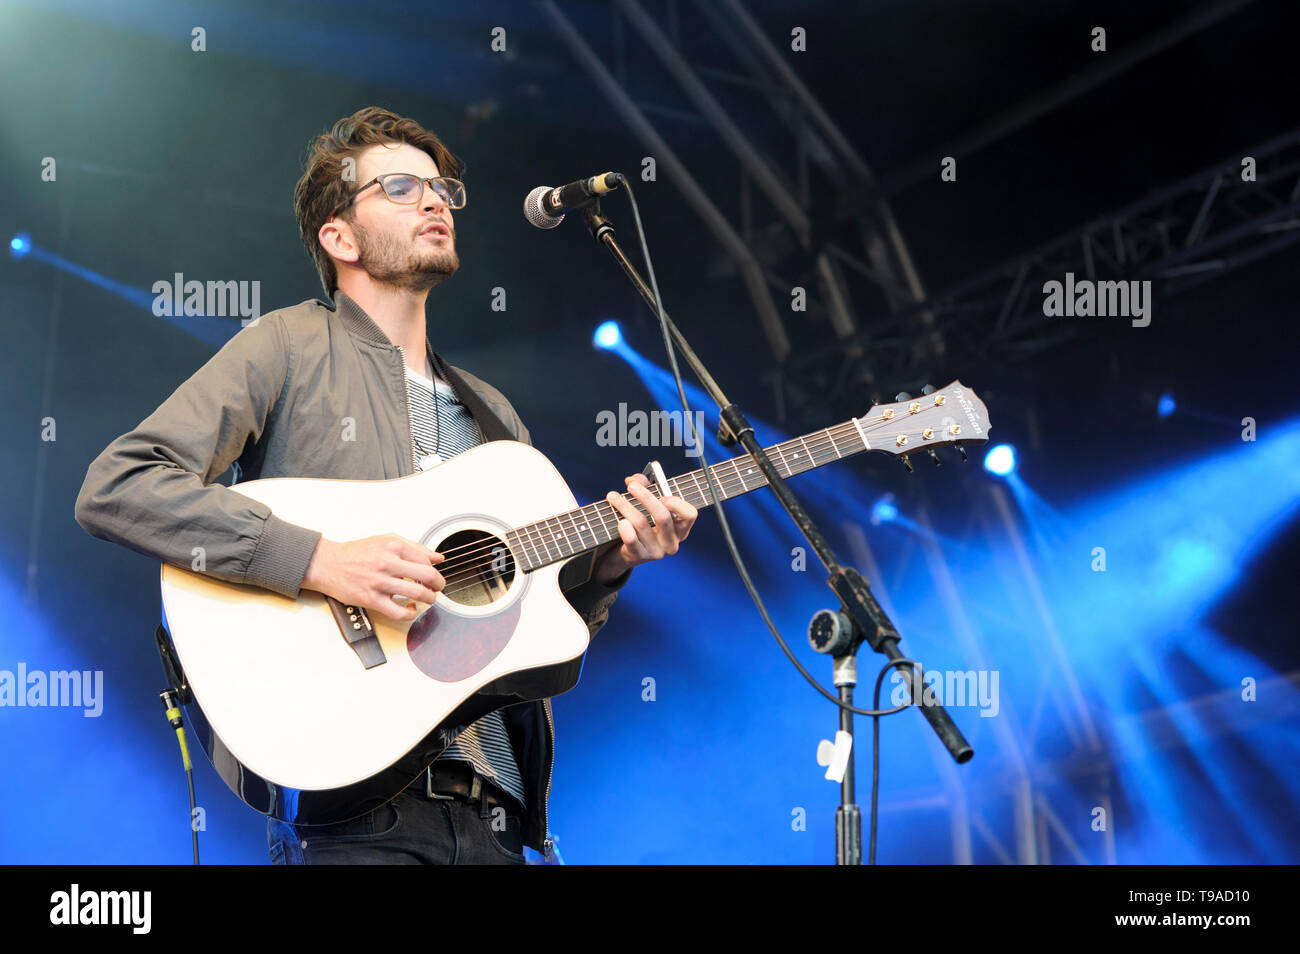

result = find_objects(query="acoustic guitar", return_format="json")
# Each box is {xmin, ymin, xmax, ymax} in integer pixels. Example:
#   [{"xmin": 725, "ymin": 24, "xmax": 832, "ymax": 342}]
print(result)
[{"xmin": 158, "ymin": 381, "xmax": 991, "ymax": 823}]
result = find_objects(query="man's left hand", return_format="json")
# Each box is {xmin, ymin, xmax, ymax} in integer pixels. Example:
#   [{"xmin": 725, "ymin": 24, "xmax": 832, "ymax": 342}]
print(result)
[{"xmin": 593, "ymin": 473, "xmax": 698, "ymax": 584}]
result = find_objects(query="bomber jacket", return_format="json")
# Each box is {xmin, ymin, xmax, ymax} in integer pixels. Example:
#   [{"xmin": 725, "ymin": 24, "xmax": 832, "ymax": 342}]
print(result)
[{"xmin": 74, "ymin": 289, "xmax": 631, "ymax": 854}]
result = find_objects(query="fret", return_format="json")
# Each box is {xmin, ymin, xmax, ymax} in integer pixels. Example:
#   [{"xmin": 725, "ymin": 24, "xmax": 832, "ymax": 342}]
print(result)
[
  {"xmin": 606, "ymin": 494, "xmax": 627, "ymax": 536},
  {"xmin": 546, "ymin": 516, "xmax": 571, "ymax": 559},
  {"xmin": 502, "ymin": 529, "xmax": 521, "ymax": 572},
  {"xmin": 554, "ymin": 511, "xmax": 574, "ymax": 557},
  {"xmin": 511, "ymin": 525, "xmax": 531, "ymax": 571},
  {"xmin": 772, "ymin": 441, "xmax": 790, "ymax": 478},
  {"xmin": 690, "ymin": 469, "xmax": 708, "ymax": 506},
  {"xmin": 521, "ymin": 530, "xmax": 540, "ymax": 574},
  {"xmin": 608, "ymin": 498, "xmax": 626, "ymax": 538},
  {"xmin": 797, "ymin": 436, "xmax": 813, "ymax": 472},
  {"xmin": 531, "ymin": 519, "xmax": 557, "ymax": 564},
  {"xmin": 828, "ymin": 426, "xmax": 844, "ymax": 458},
  {"xmin": 504, "ymin": 530, "xmax": 527, "ymax": 573},
  {"xmin": 733, "ymin": 462, "xmax": 754, "ymax": 501},
  {"xmin": 582, "ymin": 504, "xmax": 600, "ymax": 548},
  {"xmin": 768, "ymin": 441, "xmax": 786, "ymax": 475},
  {"xmin": 573, "ymin": 505, "xmax": 598, "ymax": 550},
  {"xmin": 737, "ymin": 459, "xmax": 760, "ymax": 494},
  {"xmin": 520, "ymin": 522, "xmax": 546, "ymax": 568},
  {"xmin": 724, "ymin": 460, "xmax": 742, "ymax": 497},
  {"xmin": 561, "ymin": 508, "xmax": 585, "ymax": 555},
  {"xmin": 530, "ymin": 520, "xmax": 553, "ymax": 565},
  {"xmin": 592, "ymin": 504, "xmax": 610, "ymax": 545},
  {"xmin": 665, "ymin": 477, "xmax": 689, "ymax": 510},
  {"xmin": 852, "ymin": 416, "xmax": 872, "ymax": 450}
]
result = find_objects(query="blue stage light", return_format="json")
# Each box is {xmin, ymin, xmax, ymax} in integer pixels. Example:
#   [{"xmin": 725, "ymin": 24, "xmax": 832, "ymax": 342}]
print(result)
[
  {"xmin": 1157, "ymin": 391, "xmax": 1176, "ymax": 419},
  {"xmin": 10, "ymin": 233, "xmax": 32, "ymax": 260},
  {"xmin": 593, "ymin": 320, "xmax": 622, "ymax": 350},
  {"xmin": 984, "ymin": 444, "xmax": 1017, "ymax": 476},
  {"xmin": 871, "ymin": 495, "xmax": 898, "ymax": 525}
]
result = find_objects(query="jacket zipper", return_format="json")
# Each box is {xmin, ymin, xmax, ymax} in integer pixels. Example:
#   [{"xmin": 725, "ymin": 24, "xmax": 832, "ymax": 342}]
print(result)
[
  {"xmin": 395, "ymin": 345, "xmax": 417, "ymax": 474},
  {"xmin": 541, "ymin": 698, "xmax": 555, "ymax": 859}
]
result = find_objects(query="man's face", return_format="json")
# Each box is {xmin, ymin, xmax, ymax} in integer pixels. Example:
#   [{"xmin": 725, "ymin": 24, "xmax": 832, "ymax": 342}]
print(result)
[{"xmin": 339, "ymin": 141, "xmax": 459, "ymax": 293}]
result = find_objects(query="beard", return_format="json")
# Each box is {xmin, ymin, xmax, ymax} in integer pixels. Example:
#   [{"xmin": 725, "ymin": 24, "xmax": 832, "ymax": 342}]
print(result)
[{"xmin": 352, "ymin": 220, "xmax": 460, "ymax": 293}]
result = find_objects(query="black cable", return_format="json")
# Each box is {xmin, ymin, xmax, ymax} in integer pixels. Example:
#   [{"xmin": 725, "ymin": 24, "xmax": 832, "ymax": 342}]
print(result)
[
  {"xmin": 185, "ymin": 765, "xmax": 199, "ymax": 866},
  {"xmin": 869, "ymin": 658, "xmax": 924, "ymax": 864}
]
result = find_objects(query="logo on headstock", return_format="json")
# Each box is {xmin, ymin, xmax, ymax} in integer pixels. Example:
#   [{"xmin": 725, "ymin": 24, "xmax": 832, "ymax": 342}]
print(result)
[{"xmin": 951, "ymin": 386, "xmax": 983, "ymax": 435}]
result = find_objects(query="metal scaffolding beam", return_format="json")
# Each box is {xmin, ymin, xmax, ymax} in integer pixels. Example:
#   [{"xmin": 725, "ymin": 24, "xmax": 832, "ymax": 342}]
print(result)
[
  {"xmin": 539, "ymin": 0, "xmax": 930, "ymax": 374},
  {"xmin": 773, "ymin": 126, "xmax": 1300, "ymax": 426},
  {"xmin": 537, "ymin": 0, "xmax": 791, "ymax": 362}
]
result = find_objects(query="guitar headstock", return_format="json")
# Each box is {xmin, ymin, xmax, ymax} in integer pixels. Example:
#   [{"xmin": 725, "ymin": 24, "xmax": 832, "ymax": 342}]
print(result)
[{"xmin": 853, "ymin": 381, "xmax": 990, "ymax": 470}]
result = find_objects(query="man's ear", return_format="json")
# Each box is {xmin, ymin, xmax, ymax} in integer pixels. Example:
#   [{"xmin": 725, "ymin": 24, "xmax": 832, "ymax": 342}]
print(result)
[{"xmin": 318, "ymin": 218, "xmax": 360, "ymax": 266}]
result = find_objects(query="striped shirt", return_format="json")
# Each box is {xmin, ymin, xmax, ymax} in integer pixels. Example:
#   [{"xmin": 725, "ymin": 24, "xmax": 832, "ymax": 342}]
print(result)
[{"xmin": 405, "ymin": 360, "xmax": 527, "ymax": 810}]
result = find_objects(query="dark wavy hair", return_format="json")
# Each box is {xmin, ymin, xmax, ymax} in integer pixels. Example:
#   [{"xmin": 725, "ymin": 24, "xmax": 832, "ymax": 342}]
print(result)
[{"xmin": 294, "ymin": 106, "xmax": 462, "ymax": 296}]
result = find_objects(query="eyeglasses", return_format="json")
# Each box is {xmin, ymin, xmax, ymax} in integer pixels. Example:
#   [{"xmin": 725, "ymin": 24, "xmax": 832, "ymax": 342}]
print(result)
[{"xmin": 331, "ymin": 174, "xmax": 466, "ymax": 217}]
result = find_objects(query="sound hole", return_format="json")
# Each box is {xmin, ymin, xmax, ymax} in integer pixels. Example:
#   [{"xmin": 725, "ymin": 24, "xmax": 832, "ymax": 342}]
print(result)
[{"xmin": 434, "ymin": 529, "xmax": 515, "ymax": 607}]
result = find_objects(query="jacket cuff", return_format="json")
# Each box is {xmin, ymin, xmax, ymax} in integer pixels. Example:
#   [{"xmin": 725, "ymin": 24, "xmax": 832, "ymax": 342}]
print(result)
[
  {"xmin": 244, "ymin": 513, "xmax": 323, "ymax": 599},
  {"xmin": 563, "ymin": 566, "xmax": 632, "ymax": 619}
]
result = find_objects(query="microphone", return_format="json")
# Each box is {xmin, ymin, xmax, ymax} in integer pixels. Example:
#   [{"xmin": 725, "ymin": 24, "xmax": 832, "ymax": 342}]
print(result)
[{"xmin": 524, "ymin": 172, "xmax": 623, "ymax": 229}]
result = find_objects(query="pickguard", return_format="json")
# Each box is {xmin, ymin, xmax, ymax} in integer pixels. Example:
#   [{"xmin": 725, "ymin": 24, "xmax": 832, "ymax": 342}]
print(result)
[{"xmin": 406, "ymin": 600, "xmax": 522, "ymax": 682}]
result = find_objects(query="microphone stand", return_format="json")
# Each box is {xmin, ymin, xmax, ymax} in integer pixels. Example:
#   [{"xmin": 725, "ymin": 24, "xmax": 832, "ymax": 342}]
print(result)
[{"xmin": 579, "ymin": 199, "xmax": 974, "ymax": 865}]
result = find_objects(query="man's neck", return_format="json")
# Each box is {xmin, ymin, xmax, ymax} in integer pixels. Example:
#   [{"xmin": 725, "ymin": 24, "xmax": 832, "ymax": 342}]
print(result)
[{"xmin": 337, "ymin": 280, "xmax": 431, "ymax": 378}]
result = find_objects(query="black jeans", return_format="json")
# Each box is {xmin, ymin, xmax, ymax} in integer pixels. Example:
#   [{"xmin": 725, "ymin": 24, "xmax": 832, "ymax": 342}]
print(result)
[{"xmin": 267, "ymin": 787, "xmax": 527, "ymax": 865}]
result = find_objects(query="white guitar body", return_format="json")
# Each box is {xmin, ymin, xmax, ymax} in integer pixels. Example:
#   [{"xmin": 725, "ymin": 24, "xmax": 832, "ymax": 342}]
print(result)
[{"xmin": 160, "ymin": 440, "xmax": 592, "ymax": 824}]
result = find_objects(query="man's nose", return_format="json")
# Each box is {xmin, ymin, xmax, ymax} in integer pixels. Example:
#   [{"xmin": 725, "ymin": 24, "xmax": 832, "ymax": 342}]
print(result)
[{"xmin": 420, "ymin": 182, "xmax": 448, "ymax": 213}]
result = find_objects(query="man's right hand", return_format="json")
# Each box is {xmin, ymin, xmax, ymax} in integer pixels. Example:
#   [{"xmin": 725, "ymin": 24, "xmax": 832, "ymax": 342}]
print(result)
[{"xmin": 302, "ymin": 533, "xmax": 445, "ymax": 621}]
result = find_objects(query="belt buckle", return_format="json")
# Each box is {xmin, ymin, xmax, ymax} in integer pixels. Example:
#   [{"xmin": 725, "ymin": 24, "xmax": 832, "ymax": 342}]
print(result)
[{"xmin": 425, "ymin": 766, "xmax": 457, "ymax": 800}]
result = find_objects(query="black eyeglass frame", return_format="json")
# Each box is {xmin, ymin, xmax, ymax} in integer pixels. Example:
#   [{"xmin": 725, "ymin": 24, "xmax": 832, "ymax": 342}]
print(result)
[{"xmin": 330, "ymin": 174, "xmax": 466, "ymax": 218}]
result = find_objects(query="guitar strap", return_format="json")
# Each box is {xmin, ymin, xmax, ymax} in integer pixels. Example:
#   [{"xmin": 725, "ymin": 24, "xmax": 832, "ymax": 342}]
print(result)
[{"xmin": 427, "ymin": 345, "xmax": 519, "ymax": 445}]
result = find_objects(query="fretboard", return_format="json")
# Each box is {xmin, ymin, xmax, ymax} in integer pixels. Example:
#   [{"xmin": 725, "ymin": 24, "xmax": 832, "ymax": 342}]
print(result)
[{"xmin": 506, "ymin": 417, "xmax": 871, "ymax": 572}]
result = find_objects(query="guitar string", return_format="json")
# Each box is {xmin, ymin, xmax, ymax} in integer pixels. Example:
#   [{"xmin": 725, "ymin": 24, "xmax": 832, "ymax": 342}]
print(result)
[
  {"xmin": 426, "ymin": 415, "xmax": 970, "ymax": 601},
  {"xmin": 424, "ymin": 408, "xmax": 941, "ymax": 570},
  {"xmin": 434, "ymin": 425, "xmax": 964, "ymax": 598},
  {"xmin": 429, "ymin": 414, "xmax": 966, "ymax": 595},
  {"xmin": 429, "ymin": 417, "xmax": 882, "ymax": 581}
]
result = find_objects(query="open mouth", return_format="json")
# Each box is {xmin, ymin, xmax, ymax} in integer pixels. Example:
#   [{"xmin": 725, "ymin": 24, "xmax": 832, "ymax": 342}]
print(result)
[{"xmin": 420, "ymin": 224, "xmax": 450, "ymax": 238}]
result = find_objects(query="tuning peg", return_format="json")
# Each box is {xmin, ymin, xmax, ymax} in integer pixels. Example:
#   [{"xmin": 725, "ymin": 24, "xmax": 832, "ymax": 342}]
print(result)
[
  {"xmin": 900, "ymin": 455, "xmax": 914, "ymax": 473},
  {"xmin": 926, "ymin": 448, "xmax": 941, "ymax": 466},
  {"xmin": 921, "ymin": 384, "xmax": 935, "ymax": 395},
  {"xmin": 956, "ymin": 446, "xmax": 968, "ymax": 462},
  {"xmin": 895, "ymin": 391, "xmax": 912, "ymax": 402}
]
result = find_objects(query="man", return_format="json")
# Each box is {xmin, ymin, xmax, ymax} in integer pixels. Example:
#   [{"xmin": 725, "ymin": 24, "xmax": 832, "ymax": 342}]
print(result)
[{"xmin": 74, "ymin": 106, "xmax": 697, "ymax": 865}]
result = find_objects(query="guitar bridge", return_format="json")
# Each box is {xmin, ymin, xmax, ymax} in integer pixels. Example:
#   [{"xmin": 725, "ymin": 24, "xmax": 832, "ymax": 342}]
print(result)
[{"xmin": 326, "ymin": 597, "xmax": 387, "ymax": 669}]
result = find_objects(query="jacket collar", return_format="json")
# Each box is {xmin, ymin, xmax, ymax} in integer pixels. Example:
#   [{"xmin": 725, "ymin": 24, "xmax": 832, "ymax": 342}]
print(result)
[
  {"xmin": 332, "ymin": 289, "xmax": 398, "ymax": 347},
  {"xmin": 331, "ymin": 289, "xmax": 518, "ymax": 445}
]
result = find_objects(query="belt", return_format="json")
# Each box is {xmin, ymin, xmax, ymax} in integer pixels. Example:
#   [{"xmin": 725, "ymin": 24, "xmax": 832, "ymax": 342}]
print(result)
[{"xmin": 425, "ymin": 759, "xmax": 524, "ymax": 817}]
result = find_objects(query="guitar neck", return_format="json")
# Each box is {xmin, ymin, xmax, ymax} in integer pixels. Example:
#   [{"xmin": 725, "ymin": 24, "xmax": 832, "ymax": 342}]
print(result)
[{"xmin": 506, "ymin": 418, "xmax": 872, "ymax": 572}]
